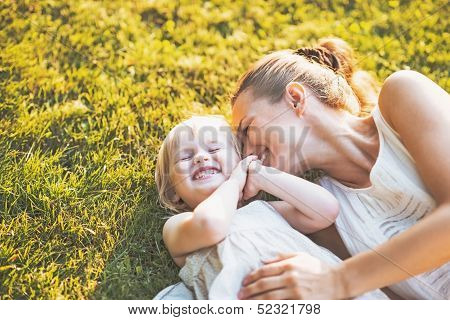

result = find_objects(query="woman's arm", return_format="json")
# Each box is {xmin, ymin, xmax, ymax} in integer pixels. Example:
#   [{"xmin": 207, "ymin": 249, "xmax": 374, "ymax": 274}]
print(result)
[
  {"xmin": 238, "ymin": 71, "xmax": 450, "ymax": 299},
  {"xmin": 163, "ymin": 156, "xmax": 256, "ymax": 267},
  {"xmin": 341, "ymin": 70, "xmax": 450, "ymax": 297},
  {"xmin": 245, "ymin": 162, "xmax": 340, "ymax": 234}
]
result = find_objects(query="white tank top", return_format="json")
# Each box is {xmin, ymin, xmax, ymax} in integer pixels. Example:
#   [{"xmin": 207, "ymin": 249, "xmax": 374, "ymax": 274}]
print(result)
[{"xmin": 319, "ymin": 105, "xmax": 449, "ymax": 299}]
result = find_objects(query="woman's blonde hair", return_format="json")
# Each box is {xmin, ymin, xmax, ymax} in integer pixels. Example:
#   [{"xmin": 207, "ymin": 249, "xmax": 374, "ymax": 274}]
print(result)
[
  {"xmin": 155, "ymin": 115, "xmax": 241, "ymax": 213},
  {"xmin": 231, "ymin": 37, "xmax": 379, "ymax": 116}
]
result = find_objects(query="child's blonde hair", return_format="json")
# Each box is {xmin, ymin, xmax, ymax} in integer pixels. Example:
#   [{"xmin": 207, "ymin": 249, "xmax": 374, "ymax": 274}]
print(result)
[
  {"xmin": 231, "ymin": 37, "xmax": 379, "ymax": 116},
  {"xmin": 155, "ymin": 115, "xmax": 241, "ymax": 213}
]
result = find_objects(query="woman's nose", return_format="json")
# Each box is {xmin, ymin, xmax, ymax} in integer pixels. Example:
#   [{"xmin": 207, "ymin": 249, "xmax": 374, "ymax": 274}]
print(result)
[{"xmin": 243, "ymin": 142, "xmax": 256, "ymax": 157}]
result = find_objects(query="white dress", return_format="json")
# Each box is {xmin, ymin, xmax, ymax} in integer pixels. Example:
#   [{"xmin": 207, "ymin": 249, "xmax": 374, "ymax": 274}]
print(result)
[
  {"xmin": 319, "ymin": 105, "xmax": 449, "ymax": 299},
  {"xmin": 179, "ymin": 200, "xmax": 387, "ymax": 300}
]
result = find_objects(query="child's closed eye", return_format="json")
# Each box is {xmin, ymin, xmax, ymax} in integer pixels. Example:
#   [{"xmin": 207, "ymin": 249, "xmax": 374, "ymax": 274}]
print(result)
[
  {"xmin": 178, "ymin": 152, "xmax": 194, "ymax": 161},
  {"xmin": 207, "ymin": 142, "xmax": 224, "ymax": 153},
  {"xmin": 208, "ymin": 147, "xmax": 221, "ymax": 153}
]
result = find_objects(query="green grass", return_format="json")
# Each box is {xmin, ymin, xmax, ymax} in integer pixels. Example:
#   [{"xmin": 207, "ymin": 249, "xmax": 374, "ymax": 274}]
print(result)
[{"xmin": 0, "ymin": 0, "xmax": 448, "ymax": 299}]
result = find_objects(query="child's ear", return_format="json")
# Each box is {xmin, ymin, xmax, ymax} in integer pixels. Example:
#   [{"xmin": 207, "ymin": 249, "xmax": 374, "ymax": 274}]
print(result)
[
  {"xmin": 170, "ymin": 193, "xmax": 182, "ymax": 203},
  {"xmin": 284, "ymin": 82, "xmax": 306, "ymax": 117}
]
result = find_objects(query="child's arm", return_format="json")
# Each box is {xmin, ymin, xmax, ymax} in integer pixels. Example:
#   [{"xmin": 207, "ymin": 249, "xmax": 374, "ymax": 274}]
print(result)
[
  {"xmin": 163, "ymin": 156, "xmax": 256, "ymax": 267},
  {"xmin": 245, "ymin": 162, "xmax": 339, "ymax": 234}
]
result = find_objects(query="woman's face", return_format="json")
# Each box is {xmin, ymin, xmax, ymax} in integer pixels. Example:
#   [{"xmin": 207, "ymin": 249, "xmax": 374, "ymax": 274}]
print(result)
[{"xmin": 232, "ymin": 89, "xmax": 308, "ymax": 175}]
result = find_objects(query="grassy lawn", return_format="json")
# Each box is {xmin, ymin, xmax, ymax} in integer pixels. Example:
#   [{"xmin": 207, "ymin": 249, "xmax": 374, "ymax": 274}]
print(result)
[{"xmin": 0, "ymin": 0, "xmax": 448, "ymax": 299}]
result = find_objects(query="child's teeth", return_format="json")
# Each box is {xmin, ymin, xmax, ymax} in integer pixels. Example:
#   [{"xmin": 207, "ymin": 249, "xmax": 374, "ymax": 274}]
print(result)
[{"xmin": 194, "ymin": 169, "xmax": 219, "ymax": 180}]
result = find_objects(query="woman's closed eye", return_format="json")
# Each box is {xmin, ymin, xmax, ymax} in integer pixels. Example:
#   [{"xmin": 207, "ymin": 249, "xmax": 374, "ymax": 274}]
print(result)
[{"xmin": 242, "ymin": 126, "xmax": 249, "ymax": 139}]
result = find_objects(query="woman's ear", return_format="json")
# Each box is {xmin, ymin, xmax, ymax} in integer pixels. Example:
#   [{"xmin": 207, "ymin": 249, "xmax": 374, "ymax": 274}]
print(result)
[{"xmin": 285, "ymin": 82, "xmax": 306, "ymax": 117}]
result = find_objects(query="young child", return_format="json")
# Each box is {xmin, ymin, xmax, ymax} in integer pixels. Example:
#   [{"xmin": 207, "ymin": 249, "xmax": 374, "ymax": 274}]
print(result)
[{"xmin": 155, "ymin": 115, "xmax": 387, "ymax": 299}]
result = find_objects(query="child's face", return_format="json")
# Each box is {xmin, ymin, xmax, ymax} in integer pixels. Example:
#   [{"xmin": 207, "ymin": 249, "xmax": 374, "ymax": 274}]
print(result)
[{"xmin": 170, "ymin": 121, "xmax": 240, "ymax": 209}]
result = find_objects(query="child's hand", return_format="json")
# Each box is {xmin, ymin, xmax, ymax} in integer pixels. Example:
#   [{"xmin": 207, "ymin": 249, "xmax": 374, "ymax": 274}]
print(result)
[
  {"xmin": 242, "ymin": 159, "xmax": 264, "ymax": 200},
  {"xmin": 230, "ymin": 155, "xmax": 258, "ymax": 192}
]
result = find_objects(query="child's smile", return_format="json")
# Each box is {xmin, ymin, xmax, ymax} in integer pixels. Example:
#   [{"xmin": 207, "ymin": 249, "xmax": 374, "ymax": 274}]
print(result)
[{"xmin": 192, "ymin": 166, "xmax": 222, "ymax": 181}]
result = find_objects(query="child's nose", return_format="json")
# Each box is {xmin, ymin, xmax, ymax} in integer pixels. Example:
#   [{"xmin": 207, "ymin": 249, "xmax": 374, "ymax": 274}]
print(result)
[{"xmin": 193, "ymin": 152, "xmax": 210, "ymax": 164}]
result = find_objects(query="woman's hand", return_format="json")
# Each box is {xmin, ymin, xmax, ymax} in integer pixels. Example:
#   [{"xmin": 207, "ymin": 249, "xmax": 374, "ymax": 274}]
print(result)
[{"xmin": 238, "ymin": 252, "xmax": 348, "ymax": 300}]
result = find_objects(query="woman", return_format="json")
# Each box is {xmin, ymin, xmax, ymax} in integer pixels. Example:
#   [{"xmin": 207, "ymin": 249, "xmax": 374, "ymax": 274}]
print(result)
[{"xmin": 231, "ymin": 38, "xmax": 450, "ymax": 299}]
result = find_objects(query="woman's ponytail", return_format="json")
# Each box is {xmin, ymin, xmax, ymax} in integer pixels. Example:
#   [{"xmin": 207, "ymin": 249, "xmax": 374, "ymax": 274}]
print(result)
[
  {"xmin": 232, "ymin": 37, "xmax": 379, "ymax": 116},
  {"xmin": 318, "ymin": 38, "xmax": 379, "ymax": 114}
]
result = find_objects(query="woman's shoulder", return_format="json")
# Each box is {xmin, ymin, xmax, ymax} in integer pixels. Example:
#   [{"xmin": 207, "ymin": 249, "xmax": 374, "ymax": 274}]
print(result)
[{"xmin": 378, "ymin": 70, "xmax": 448, "ymax": 132}]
